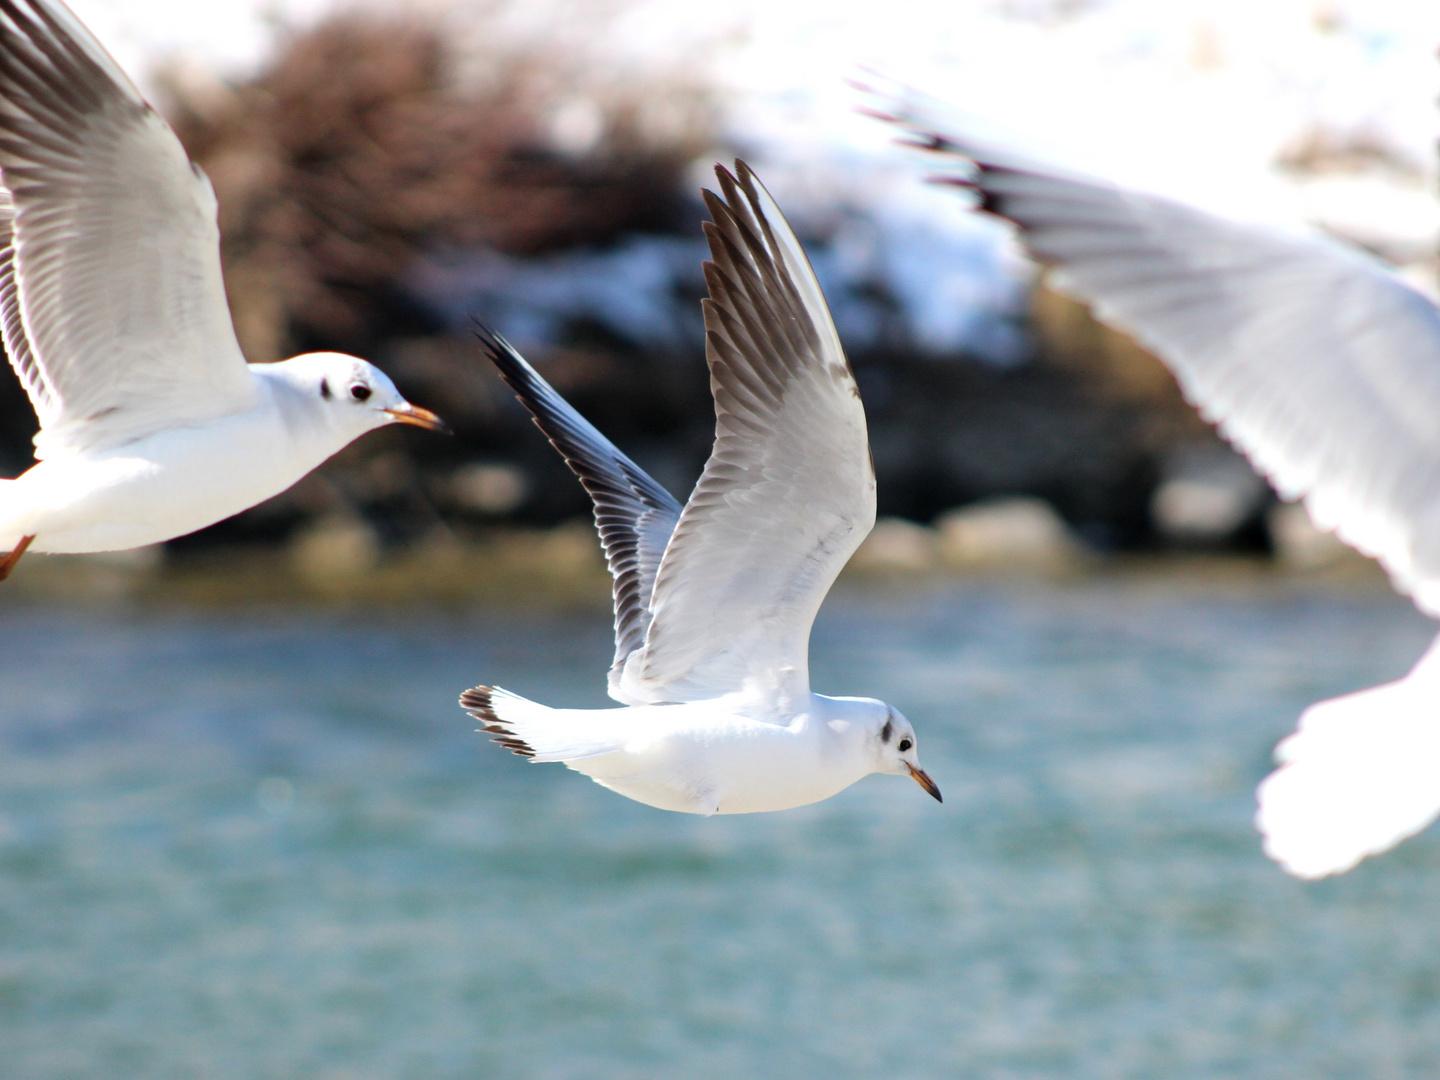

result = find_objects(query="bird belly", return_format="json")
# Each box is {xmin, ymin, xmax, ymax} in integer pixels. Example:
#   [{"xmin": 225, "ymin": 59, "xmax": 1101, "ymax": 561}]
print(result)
[
  {"xmin": 4, "ymin": 411, "xmax": 325, "ymax": 554},
  {"xmin": 568, "ymin": 716, "xmax": 867, "ymax": 815}
]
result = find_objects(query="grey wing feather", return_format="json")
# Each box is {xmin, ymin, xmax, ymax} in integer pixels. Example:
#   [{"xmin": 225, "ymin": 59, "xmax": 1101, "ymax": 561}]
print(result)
[
  {"xmin": 619, "ymin": 162, "xmax": 875, "ymax": 709},
  {"xmin": 0, "ymin": 0, "xmax": 253, "ymax": 455},
  {"xmin": 885, "ymin": 97, "xmax": 1440, "ymax": 616},
  {"xmin": 0, "ymin": 187, "xmax": 50, "ymax": 423},
  {"xmin": 473, "ymin": 324, "xmax": 683, "ymax": 701}
]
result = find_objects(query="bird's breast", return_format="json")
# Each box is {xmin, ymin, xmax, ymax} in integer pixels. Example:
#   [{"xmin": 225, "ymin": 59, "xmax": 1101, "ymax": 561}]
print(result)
[{"xmin": 11, "ymin": 395, "xmax": 335, "ymax": 554}]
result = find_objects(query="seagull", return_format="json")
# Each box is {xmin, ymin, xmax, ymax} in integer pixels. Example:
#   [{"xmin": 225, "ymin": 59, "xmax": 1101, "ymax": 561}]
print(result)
[
  {"xmin": 0, "ymin": 0, "xmax": 446, "ymax": 581},
  {"xmin": 871, "ymin": 88, "xmax": 1440, "ymax": 878},
  {"xmin": 461, "ymin": 162, "xmax": 942, "ymax": 815}
]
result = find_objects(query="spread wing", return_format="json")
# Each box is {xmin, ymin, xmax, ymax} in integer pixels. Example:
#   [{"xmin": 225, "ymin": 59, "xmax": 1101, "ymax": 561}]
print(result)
[
  {"xmin": 615, "ymin": 162, "xmax": 875, "ymax": 710},
  {"xmin": 0, "ymin": 0, "xmax": 253, "ymax": 457},
  {"xmin": 473, "ymin": 323, "xmax": 684, "ymax": 703},
  {"xmin": 881, "ymin": 95, "xmax": 1440, "ymax": 616}
]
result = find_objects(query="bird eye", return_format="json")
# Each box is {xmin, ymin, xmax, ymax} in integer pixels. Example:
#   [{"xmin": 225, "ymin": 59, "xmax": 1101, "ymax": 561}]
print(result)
[
  {"xmin": 898, "ymin": 738, "xmax": 912, "ymax": 752},
  {"xmin": 350, "ymin": 384, "xmax": 372, "ymax": 403}
]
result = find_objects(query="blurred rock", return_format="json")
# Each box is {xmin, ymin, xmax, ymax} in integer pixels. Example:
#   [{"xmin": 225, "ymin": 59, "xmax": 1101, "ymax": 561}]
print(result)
[
  {"xmin": 1267, "ymin": 503, "xmax": 1355, "ymax": 569},
  {"xmin": 1029, "ymin": 283, "xmax": 1205, "ymax": 418},
  {"xmin": 484, "ymin": 520, "xmax": 605, "ymax": 582},
  {"xmin": 288, "ymin": 515, "xmax": 383, "ymax": 587},
  {"xmin": 848, "ymin": 517, "xmax": 937, "ymax": 573},
  {"xmin": 1151, "ymin": 444, "xmax": 1268, "ymax": 545},
  {"xmin": 3, "ymin": 545, "xmax": 164, "ymax": 602},
  {"xmin": 533, "ymin": 521, "xmax": 606, "ymax": 577},
  {"xmin": 450, "ymin": 463, "xmax": 529, "ymax": 515},
  {"xmin": 935, "ymin": 497, "xmax": 1083, "ymax": 568}
]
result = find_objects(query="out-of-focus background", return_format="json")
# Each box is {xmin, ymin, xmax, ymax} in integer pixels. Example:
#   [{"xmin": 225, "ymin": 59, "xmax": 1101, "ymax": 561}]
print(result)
[
  {"xmin": 3, "ymin": 0, "xmax": 1436, "ymax": 598},
  {"xmin": 3, "ymin": 1, "xmax": 1440, "ymax": 1077}
]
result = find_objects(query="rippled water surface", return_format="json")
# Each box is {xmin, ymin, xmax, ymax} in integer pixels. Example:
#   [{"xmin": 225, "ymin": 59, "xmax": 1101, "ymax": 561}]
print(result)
[{"xmin": 2, "ymin": 575, "xmax": 1439, "ymax": 1079}]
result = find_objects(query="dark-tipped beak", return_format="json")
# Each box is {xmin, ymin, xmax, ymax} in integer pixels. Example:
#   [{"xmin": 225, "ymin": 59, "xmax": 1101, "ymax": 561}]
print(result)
[
  {"xmin": 384, "ymin": 402, "xmax": 450, "ymax": 434},
  {"xmin": 906, "ymin": 762, "xmax": 942, "ymax": 803}
]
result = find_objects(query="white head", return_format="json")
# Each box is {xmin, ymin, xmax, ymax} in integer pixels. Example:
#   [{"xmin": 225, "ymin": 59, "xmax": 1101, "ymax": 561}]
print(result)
[
  {"xmin": 265, "ymin": 352, "xmax": 448, "ymax": 442},
  {"xmin": 832, "ymin": 696, "xmax": 941, "ymax": 802},
  {"xmin": 874, "ymin": 702, "xmax": 941, "ymax": 802}
]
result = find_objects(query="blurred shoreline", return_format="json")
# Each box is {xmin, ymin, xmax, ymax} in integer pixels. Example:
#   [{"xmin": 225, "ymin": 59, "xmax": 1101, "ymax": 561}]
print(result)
[
  {"xmin": 0, "ymin": 521, "xmax": 1390, "ymax": 610},
  {"xmin": 3, "ymin": 4, "xmax": 1434, "ymax": 593}
]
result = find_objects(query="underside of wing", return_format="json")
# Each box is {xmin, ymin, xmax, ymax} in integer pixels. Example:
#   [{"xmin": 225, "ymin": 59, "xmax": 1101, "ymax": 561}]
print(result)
[
  {"xmin": 0, "ymin": 0, "xmax": 253, "ymax": 456},
  {"xmin": 618, "ymin": 162, "xmax": 876, "ymax": 709},
  {"xmin": 0, "ymin": 187, "xmax": 50, "ymax": 425},
  {"xmin": 475, "ymin": 323, "xmax": 683, "ymax": 703},
  {"xmin": 882, "ymin": 95, "xmax": 1440, "ymax": 615}
]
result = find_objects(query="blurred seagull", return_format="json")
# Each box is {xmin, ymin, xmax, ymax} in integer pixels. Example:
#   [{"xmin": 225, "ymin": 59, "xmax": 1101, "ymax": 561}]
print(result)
[
  {"xmin": 0, "ymin": 0, "xmax": 446, "ymax": 581},
  {"xmin": 461, "ymin": 162, "xmax": 941, "ymax": 815},
  {"xmin": 872, "ymin": 87, "xmax": 1440, "ymax": 878}
]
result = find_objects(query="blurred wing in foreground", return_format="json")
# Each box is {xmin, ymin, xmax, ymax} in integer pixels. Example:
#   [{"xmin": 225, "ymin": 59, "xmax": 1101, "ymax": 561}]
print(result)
[
  {"xmin": 1257, "ymin": 639, "xmax": 1440, "ymax": 878},
  {"xmin": 880, "ymin": 95, "xmax": 1440, "ymax": 613},
  {"xmin": 620, "ymin": 162, "xmax": 875, "ymax": 709},
  {"xmin": 873, "ymin": 89, "xmax": 1440, "ymax": 877},
  {"xmin": 0, "ymin": 0, "xmax": 253, "ymax": 456},
  {"xmin": 474, "ymin": 324, "xmax": 683, "ymax": 704}
]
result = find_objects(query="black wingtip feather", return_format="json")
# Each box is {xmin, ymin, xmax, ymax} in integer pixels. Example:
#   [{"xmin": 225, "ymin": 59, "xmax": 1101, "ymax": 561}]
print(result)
[
  {"xmin": 875, "ymin": 117, "xmax": 1036, "ymax": 229},
  {"xmin": 459, "ymin": 685, "xmax": 535, "ymax": 758},
  {"xmin": 469, "ymin": 318, "xmax": 524, "ymax": 386},
  {"xmin": 467, "ymin": 316, "xmax": 683, "ymax": 671}
]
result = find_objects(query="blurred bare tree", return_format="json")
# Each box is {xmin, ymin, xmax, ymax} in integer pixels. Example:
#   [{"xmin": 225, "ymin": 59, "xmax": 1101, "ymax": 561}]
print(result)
[{"xmin": 157, "ymin": 4, "xmax": 717, "ymax": 362}]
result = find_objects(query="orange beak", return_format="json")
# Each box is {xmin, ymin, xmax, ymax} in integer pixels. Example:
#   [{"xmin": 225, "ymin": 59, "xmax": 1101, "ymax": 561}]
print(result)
[
  {"xmin": 384, "ymin": 402, "xmax": 450, "ymax": 434},
  {"xmin": 906, "ymin": 762, "xmax": 943, "ymax": 803}
]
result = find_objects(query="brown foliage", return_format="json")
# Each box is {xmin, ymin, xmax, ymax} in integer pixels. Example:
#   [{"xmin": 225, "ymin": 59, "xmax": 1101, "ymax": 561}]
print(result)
[{"xmin": 160, "ymin": 9, "xmax": 714, "ymax": 360}]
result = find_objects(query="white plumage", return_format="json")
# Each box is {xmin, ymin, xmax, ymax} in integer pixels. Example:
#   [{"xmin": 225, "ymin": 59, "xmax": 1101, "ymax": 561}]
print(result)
[
  {"xmin": 0, "ymin": 0, "xmax": 445, "ymax": 578},
  {"xmin": 462, "ymin": 163, "xmax": 942, "ymax": 815},
  {"xmin": 875, "ymin": 89, "xmax": 1440, "ymax": 878}
]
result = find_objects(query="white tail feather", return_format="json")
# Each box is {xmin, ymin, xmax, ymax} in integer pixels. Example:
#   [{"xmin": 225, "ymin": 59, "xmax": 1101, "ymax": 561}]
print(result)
[
  {"xmin": 461, "ymin": 685, "xmax": 627, "ymax": 763},
  {"xmin": 1256, "ymin": 634, "xmax": 1440, "ymax": 878}
]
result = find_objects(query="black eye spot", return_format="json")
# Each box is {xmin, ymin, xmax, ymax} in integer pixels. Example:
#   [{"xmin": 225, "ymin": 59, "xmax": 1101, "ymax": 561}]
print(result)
[
  {"xmin": 350, "ymin": 384, "xmax": 372, "ymax": 403},
  {"xmin": 319, "ymin": 378, "xmax": 331, "ymax": 400},
  {"xmin": 898, "ymin": 738, "xmax": 912, "ymax": 752},
  {"xmin": 880, "ymin": 718, "xmax": 893, "ymax": 743}
]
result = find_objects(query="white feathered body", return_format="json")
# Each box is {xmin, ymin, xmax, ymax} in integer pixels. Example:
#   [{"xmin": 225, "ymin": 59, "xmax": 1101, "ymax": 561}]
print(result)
[
  {"xmin": 0, "ymin": 364, "xmax": 361, "ymax": 553},
  {"xmin": 483, "ymin": 688, "xmax": 883, "ymax": 815},
  {"xmin": 0, "ymin": 3, "xmax": 445, "ymax": 563}
]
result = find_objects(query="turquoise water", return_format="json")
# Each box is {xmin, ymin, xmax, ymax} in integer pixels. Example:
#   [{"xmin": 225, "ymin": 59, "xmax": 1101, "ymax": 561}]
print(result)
[{"xmin": 2, "ymin": 576, "xmax": 1439, "ymax": 1079}]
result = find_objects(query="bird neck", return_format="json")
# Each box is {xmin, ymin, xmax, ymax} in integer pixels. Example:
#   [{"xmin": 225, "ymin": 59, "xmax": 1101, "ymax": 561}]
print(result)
[
  {"xmin": 253, "ymin": 365, "xmax": 367, "ymax": 458},
  {"xmin": 804, "ymin": 693, "xmax": 891, "ymax": 772}
]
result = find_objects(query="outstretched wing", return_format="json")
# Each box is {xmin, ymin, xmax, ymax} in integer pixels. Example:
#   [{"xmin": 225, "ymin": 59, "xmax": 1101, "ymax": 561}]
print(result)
[
  {"xmin": 474, "ymin": 324, "xmax": 683, "ymax": 703},
  {"xmin": 0, "ymin": 0, "xmax": 253, "ymax": 456},
  {"xmin": 0, "ymin": 187, "xmax": 45, "ymax": 420},
  {"xmin": 615, "ymin": 162, "xmax": 875, "ymax": 710},
  {"xmin": 880, "ymin": 94, "xmax": 1440, "ymax": 616}
]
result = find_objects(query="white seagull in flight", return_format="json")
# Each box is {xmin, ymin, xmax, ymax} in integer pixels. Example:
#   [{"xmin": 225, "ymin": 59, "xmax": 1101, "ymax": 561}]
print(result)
[
  {"xmin": 0, "ymin": 0, "xmax": 446, "ymax": 581},
  {"xmin": 462, "ymin": 162, "xmax": 942, "ymax": 815},
  {"xmin": 874, "ymin": 89, "xmax": 1440, "ymax": 878}
]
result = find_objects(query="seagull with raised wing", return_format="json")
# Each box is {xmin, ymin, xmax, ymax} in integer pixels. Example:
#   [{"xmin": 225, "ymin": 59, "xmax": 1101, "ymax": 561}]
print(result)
[
  {"xmin": 873, "ymin": 89, "xmax": 1440, "ymax": 878},
  {"xmin": 461, "ymin": 162, "xmax": 941, "ymax": 815},
  {"xmin": 0, "ymin": 0, "xmax": 446, "ymax": 581}
]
